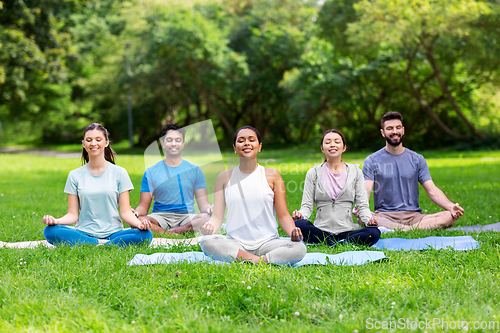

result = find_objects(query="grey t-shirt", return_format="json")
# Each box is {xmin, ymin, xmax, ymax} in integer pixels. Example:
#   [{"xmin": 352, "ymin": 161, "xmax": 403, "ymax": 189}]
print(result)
[
  {"xmin": 362, "ymin": 148, "xmax": 431, "ymax": 213},
  {"xmin": 64, "ymin": 162, "xmax": 134, "ymax": 238}
]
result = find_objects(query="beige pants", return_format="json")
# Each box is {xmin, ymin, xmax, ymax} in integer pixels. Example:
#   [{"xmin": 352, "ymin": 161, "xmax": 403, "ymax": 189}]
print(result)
[
  {"xmin": 372, "ymin": 211, "xmax": 425, "ymax": 229},
  {"xmin": 147, "ymin": 212, "xmax": 197, "ymax": 230}
]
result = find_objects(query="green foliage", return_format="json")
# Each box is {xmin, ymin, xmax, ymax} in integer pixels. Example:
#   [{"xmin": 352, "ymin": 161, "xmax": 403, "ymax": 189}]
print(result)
[
  {"xmin": 1, "ymin": 0, "xmax": 500, "ymax": 150},
  {"xmin": 0, "ymin": 0, "xmax": 81, "ymax": 114},
  {"xmin": 123, "ymin": 6, "xmax": 248, "ymax": 146},
  {"xmin": 0, "ymin": 0, "xmax": 127, "ymax": 143},
  {"xmin": 311, "ymin": 0, "xmax": 500, "ymax": 147},
  {"xmin": 112, "ymin": 0, "xmax": 316, "ymax": 148}
]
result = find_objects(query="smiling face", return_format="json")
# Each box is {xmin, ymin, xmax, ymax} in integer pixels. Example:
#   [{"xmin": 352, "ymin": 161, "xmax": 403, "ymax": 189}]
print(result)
[
  {"xmin": 381, "ymin": 119, "xmax": 404, "ymax": 147},
  {"xmin": 321, "ymin": 132, "xmax": 346, "ymax": 159},
  {"xmin": 162, "ymin": 130, "xmax": 185, "ymax": 157},
  {"xmin": 233, "ymin": 128, "xmax": 262, "ymax": 158},
  {"xmin": 82, "ymin": 129, "xmax": 109, "ymax": 158}
]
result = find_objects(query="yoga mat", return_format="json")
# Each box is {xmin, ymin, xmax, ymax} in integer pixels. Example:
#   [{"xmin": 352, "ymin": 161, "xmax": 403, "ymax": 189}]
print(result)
[
  {"xmin": 293, "ymin": 251, "xmax": 387, "ymax": 267},
  {"xmin": 150, "ymin": 237, "xmax": 201, "ymax": 247},
  {"xmin": 372, "ymin": 235, "xmax": 479, "ymax": 251},
  {"xmin": 127, "ymin": 251, "xmax": 226, "ymax": 266},
  {"xmin": 449, "ymin": 222, "xmax": 500, "ymax": 233},
  {"xmin": 127, "ymin": 250, "xmax": 388, "ymax": 268}
]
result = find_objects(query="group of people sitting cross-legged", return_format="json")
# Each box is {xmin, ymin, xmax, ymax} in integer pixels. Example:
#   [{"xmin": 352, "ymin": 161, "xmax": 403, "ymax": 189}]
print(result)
[{"xmin": 38, "ymin": 111, "xmax": 464, "ymax": 266}]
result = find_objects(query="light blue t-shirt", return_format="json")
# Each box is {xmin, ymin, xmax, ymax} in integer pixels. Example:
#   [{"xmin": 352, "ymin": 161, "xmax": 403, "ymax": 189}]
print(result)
[
  {"xmin": 141, "ymin": 159, "xmax": 207, "ymax": 214},
  {"xmin": 362, "ymin": 148, "xmax": 432, "ymax": 213},
  {"xmin": 64, "ymin": 162, "xmax": 134, "ymax": 238}
]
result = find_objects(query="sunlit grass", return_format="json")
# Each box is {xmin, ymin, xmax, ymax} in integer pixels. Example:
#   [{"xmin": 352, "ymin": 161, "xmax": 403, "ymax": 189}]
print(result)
[{"xmin": 1, "ymin": 151, "xmax": 500, "ymax": 332}]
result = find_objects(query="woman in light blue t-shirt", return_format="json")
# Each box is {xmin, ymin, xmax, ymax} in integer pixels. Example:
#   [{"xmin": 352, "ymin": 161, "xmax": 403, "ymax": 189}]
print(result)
[{"xmin": 42, "ymin": 123, "xmax": 153, "ymax": 247}]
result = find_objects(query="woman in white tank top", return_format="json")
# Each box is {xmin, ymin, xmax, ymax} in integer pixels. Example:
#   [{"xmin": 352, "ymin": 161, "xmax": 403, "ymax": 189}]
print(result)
[{"xmin": 199, "ymin": 126, "xmax": 306, "ymax": 265}]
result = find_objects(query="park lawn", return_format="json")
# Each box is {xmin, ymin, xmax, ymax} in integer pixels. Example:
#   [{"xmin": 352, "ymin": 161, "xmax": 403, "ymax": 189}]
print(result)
[{"xmin": 0, "ymin": 150, "xmax": 499, "ymax": 332}]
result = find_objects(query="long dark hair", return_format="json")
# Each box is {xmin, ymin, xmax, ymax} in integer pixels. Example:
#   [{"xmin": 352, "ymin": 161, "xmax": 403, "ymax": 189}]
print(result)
[
  {"xmin": 321, "ymin": 129, "xmax": 347, "ymax": 162},
  {"xmin": 81, "ymin": 123, "xmax": 116, "ymax": 165}
]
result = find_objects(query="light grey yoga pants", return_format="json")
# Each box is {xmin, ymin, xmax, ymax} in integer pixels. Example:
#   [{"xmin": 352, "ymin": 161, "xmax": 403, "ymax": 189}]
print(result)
[{"xmin": 200, "ymin": 235, "xmax": 307, "ymax": 266}]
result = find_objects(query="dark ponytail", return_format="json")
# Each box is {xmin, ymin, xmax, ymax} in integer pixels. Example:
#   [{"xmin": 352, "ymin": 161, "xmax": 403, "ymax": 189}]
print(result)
[{"xmin": 81, "ymin": 123, "xmax": 116, "ymax": 165}]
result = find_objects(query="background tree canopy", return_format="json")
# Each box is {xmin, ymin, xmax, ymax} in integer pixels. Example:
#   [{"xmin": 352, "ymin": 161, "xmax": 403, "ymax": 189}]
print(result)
[{"xmin": 1, "ymin": 0, "xmax": 499, "ymax": 150}]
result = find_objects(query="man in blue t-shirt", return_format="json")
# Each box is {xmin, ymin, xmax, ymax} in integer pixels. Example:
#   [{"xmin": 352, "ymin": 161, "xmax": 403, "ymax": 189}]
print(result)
[
  {"xmin": 360, "ymin": 112, "xmax": 464, "ymax": 230},
  {"xmin": 133, "ymin": 124, "xmax": 212, "ymax": 234}
]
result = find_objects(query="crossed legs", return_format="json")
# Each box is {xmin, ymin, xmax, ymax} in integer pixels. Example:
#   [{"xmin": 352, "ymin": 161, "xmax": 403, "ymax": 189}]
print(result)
[
  {"xmin": 294, "ymin": 219, "xmax": 381, "ymax": 246},
  {"xmin": 139, "ymin": 213, "xmax": 210, "ymax": 235},
  {"xmin": 43, "ymin": 225, "xmax": 153, "ymax": 247},
  {"xmin": 373, "ymin": 210, "xmax": 456, "ymax": 231},
  {"xmin": 200, "ymin": 235, "xmax": 307, "ymax": 266}
]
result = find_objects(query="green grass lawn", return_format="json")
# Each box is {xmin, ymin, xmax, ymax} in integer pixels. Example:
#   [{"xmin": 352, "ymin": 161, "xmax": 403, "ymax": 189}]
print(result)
[{"xmin": 1, "ymin": 150, "xmax": 499, "ymax": 332}]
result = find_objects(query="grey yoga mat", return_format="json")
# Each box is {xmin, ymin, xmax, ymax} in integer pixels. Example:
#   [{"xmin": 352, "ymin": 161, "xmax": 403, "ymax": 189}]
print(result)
[{"xmin": 449, "ymin": 222, "xmax": 500, "ymax": 233}]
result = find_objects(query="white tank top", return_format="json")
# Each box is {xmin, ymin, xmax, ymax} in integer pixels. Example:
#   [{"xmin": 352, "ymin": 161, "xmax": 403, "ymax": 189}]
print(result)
[{"xmin": 225, "ymin": 164, "xmax": 279, "ymax": 250}]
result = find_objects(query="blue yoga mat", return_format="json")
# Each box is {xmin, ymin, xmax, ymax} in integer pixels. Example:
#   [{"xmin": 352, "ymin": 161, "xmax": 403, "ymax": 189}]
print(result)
[
  {"xmin": 127, "ymin": 250, "xmax": 388, "ymax": 268},
  {"xmin": 293, "ymin": 251, "xmax": 387, "ymax": 267},
  {"xmin": 372, "ymin": 235, "xmax": 479, "ymax": 251}
]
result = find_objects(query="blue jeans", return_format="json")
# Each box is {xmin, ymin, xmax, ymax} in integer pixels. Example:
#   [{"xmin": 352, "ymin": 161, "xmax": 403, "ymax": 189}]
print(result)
[
  {"xmin": 294, "ymin": 219, "xmax": 381, "ymax": 246},
  {"xmin": 44, "ymin": 225, "xmax": 153, "ymax": 247}
]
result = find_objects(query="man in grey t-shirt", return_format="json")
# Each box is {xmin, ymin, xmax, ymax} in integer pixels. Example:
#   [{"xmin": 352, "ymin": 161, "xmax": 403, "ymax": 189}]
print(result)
[{"xmin": 360, "ymin": 112, "xmax": 464, "ymax": 230}]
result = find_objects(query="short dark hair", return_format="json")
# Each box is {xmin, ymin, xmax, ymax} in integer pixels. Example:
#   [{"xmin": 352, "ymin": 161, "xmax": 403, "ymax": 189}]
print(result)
[
  {"xmin": 161, "ymin": 123, "xmax": 186, "ymax": 141},
  {"xmin": 233, "ymin": 126, "xmax": 262, "ymax": 145},
  {"xmin": 381, "ymin": 112, "xmax": 403, "ymax": 128}
]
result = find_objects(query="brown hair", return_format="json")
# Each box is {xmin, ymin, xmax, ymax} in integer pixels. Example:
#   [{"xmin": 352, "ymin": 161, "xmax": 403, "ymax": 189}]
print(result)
[
  {"xmin": 321, "ymin": 129, "xmax": 347, "ymax": 162},
  {"xmin": 381, "ymin": 111, "xmax": 403, "ymax": 129},
  {"xmin": 81, "ymin": 123, "xmax": 116, "ymax": 165}
]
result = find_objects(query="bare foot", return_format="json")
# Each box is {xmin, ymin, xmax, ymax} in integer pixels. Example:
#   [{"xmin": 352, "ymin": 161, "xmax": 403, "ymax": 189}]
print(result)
[
  {"xmin": 243, "ymin": 255, "xmax": 268, "ymax": 265},
  {"xmin": 165, "ymin": 224, "xmax": 194, "ymax": 235},
  {"xmin": 164, "ymin": 229, "xmax": 179, "ymax": 235}
]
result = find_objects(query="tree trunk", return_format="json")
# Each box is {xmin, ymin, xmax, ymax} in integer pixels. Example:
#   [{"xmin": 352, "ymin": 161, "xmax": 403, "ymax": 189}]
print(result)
[
  {"xmin": 423, "ymin": 43, "xmax": 486, "ymax": 140},
  {"xmin": 191, "ymin": 69, "xmax": 233, "ymax": 133},
  {"xmin": 406, "ymin": 68, "xmax": 470, "ymax": 141}
]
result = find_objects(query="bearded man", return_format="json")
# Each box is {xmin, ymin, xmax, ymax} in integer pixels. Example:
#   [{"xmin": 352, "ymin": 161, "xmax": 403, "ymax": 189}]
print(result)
[{"xmin": 360, "ymin": 112, "xmax": 464, "ymax": 230}]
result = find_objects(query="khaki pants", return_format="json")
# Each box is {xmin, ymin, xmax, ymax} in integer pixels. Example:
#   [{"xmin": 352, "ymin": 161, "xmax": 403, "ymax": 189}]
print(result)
[{"xmin": 372, "ymin": 211, "xmax": 426, "ymax": 229}]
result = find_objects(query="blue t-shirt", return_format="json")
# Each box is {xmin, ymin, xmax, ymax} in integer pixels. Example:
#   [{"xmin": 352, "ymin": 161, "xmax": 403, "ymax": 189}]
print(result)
[
  {"xmin": 64, "ymin": 162, "xmax": 134, "ymax": 238},
  {"xmin": 141, "ymin": 159, "xmax": 207, "ymax": 214},
  {"xmin": 362, "ymin": 148, "xmax": 432, "ymax": 213}
]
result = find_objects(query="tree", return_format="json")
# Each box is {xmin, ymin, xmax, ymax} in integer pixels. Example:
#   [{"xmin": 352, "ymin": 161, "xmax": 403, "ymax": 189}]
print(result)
[
  {"xmin": 341, "ymin": 0, "xmax": 500, "ymax": 140},
  {"xmin": 0, "ymin": 0, "xmax": 128, "ymax": 143},
  {"xmin": 0, "ymin": 0, "xmax": 82, "ymax": 118}
]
